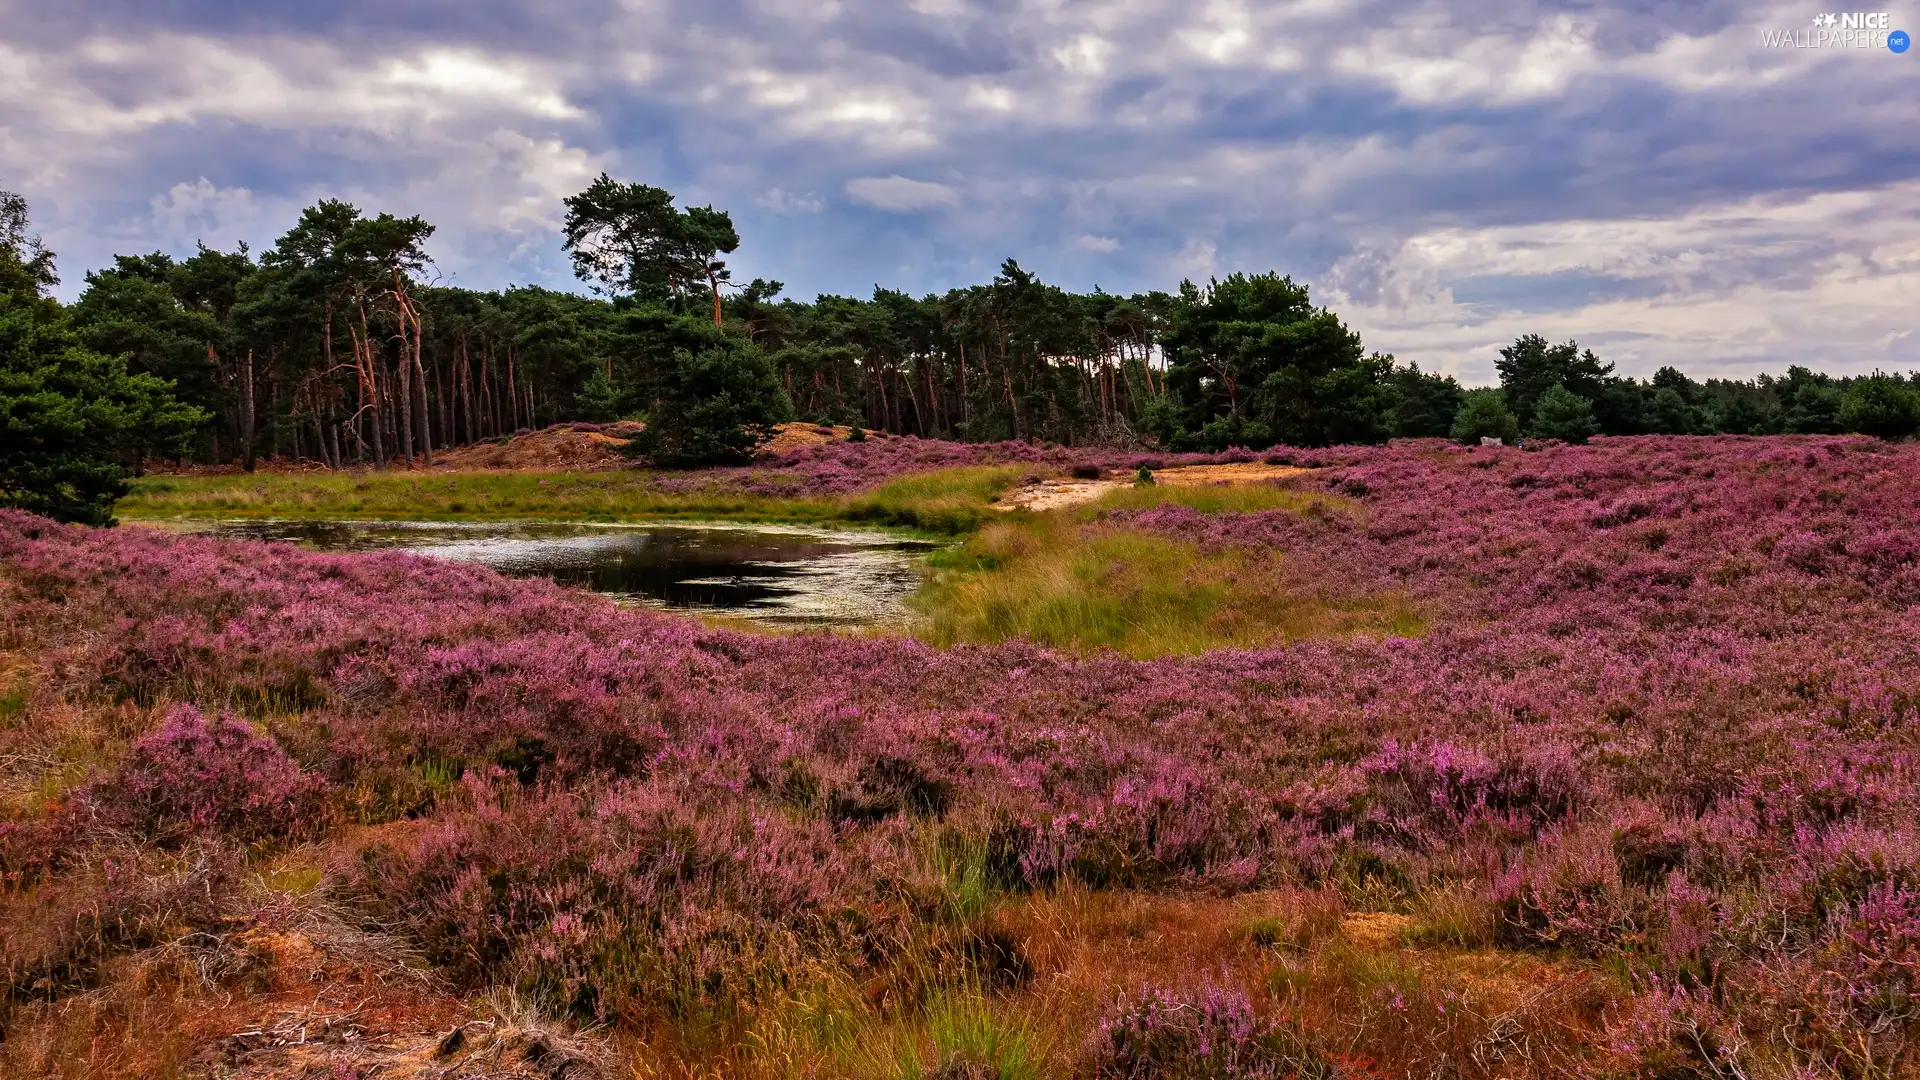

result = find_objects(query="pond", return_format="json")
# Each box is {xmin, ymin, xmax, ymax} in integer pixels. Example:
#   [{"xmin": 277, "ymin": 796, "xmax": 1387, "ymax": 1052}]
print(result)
[{"xmin": 140, "ymin": 519, "xmax": 939, "ymax": 628}]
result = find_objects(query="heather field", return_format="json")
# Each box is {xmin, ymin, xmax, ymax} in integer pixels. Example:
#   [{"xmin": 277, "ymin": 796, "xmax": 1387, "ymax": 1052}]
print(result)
[{"xmin": 6, "ymin": 435, "xmax": 1920, "ymax": 1079}]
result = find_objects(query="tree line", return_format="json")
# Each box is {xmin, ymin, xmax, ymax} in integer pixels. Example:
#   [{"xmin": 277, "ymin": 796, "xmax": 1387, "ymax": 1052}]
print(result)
[{"xmin": 5, "ymin": 179, "xmax": 1919, "ymax": 523}]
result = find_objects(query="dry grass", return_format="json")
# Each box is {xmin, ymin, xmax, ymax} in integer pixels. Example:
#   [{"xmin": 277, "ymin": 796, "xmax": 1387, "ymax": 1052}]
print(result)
[
  {"xmin": 0, "ymin": 793, "xmax": 1618, "ymax": 1080},
  {"xmin": 575, "ymin": 884, "xmax": 1612, "ymax": 1080}
]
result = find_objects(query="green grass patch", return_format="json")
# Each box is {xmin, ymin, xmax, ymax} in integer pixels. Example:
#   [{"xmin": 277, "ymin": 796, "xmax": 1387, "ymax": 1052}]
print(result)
[
  {"xmin": 845, "ymin": 465, "xmax": 1030, "ymax": 534},
  {"xmin": 894, "ymin": 993, "xmax": 1048, "ymax": 1080},
  {"xmin": 120, "ymin": 467, "xmax": 1027, "ymax": 537},
  {"xmin": 120, "ymin": 470, "xmax": 846, "ymax": 526},
  {"xmin": 912, "ymin": 513, "xmax": 1421, "ymax": 659}
]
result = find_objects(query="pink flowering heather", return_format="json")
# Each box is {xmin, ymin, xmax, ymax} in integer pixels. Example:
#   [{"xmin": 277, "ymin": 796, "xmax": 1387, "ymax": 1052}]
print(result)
[
  {"xmin": 666, "ymin": 433, "xmax": 1252, "ymax": 496},
  {"xmin": 1092, "ymin": 981, "xmax": 1317, "ymax": 1079},
  {"xmin": 4, "ymin": 433, "xmax": 1920, "ymax": 1069},
  {"xmin": 86, "ymin": 704, "xmax": 324, "ymax": 845}
]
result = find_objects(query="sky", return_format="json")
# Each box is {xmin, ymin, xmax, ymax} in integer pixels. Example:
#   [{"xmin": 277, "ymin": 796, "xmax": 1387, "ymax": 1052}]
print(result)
[{"xmin": 2, "ymin": 0, "xmax": 1916, "ymax": 385}]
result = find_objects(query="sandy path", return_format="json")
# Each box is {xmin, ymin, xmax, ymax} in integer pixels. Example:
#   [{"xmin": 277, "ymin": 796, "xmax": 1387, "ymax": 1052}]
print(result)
[{"xmin": 994, "ymin": 462, "xmax": 1311, "ymax": 512}]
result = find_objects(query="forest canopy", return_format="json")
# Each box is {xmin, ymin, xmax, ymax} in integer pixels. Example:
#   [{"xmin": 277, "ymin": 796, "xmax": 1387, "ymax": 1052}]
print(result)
[
  {"xmin": 0, "ymin": 192, "xmax": 206, "ymax": 525},
  {"xmin": 5, "ymin": 180, "xmax": 1919, "ymax": 492}
]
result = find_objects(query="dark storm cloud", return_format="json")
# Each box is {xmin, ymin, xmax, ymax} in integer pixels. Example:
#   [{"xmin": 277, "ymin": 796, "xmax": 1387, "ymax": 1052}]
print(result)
[{"xmin": 2, "ymin": 0, "xmax": 1915, "ymax": 379}]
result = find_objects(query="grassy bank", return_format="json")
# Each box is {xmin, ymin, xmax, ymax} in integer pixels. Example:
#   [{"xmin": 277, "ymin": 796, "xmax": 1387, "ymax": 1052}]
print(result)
[
  {"xmin": 120, "ymin": 471, "xmax": 847, "ymax": 525},
  {"xmin": 120, "ymin": 465, "xmax": 1034, "ymax": 536},
  {"xmin": 913, "ymin": 483, "xmax": 1420, "ymax": 657}
]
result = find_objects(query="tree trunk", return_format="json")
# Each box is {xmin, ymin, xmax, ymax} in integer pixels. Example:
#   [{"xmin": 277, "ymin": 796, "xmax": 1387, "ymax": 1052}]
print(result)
[
  {"xmin": 412, "ymin": 309, "xmax": 433, "ymax": 466},
  {"xmin": 506, "ymin": 345, "xmax": 519, "ymax": 431},
  {"xmin": 458, "ymin": 333, "xmax": 475, "ymax": 445},
  {"xmin": 241, "ymin": 350, "xmax": 257, "ymax": 473},
  {"xmin": 395, "ymin": 324, "xmax": 415, "ymax": 468},
  {"xmin": 354, "ymin": 304, "xmax": 387, "ymax": 468},
  {"xmin": 958, "ymin": 342, "xmax": 970, "ymax": 430},
  {"xmin": 479, "ymin": 340, "xmax": 495, "ymax": 438}
]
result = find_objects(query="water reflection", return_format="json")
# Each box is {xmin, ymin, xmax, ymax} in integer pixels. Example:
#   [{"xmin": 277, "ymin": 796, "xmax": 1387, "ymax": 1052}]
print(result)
[{"xmin": 145, "ymin": 519, "xmax": 936, "ymax": 627}]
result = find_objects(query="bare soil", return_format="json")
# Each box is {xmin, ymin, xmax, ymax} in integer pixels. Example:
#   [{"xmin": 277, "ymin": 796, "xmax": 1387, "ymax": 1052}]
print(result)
[
  {"xmin": 429, "ymin": 421, "xmax": 645, "ymax": 471},
  {"xmin": 993, "ymin": 462, "xmax": 1313, "ymax": 512}
]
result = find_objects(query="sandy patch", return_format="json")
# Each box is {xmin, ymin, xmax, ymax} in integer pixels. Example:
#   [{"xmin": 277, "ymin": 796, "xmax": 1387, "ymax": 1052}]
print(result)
[
  {"xmin": 994, "ymin": 462, "xmax": 1311, "ymax": 512},
  {"xmin": 998, "ymin": 478, "xmax": 1126, "ymax": 511},
  {"xmin": 1340, "ymin": 911, "xmax": 1416, "ymax": 949},
  {"xmin": 430, "ymin": 423, "xmax": 642, "ymax": 471},
  {"xmin": 1158, "ymin": 463, "xmax": 1312, "ymax": 485},
  {"xmin": 763, "ymin": 422, "xmax": 865, "ymax": 453}
]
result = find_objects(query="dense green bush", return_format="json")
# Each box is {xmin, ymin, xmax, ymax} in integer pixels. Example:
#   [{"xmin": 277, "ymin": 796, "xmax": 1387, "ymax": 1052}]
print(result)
[
  {"xmin": 623, "ymin": 318, "xmax": 791, "ymax": 467},
  {"xmin": 1529, "ymin": 383, "xmax": 1601, "ymax": 444},
  {"xmin": 1450, "ymin": 388, "xmax": 1520, "ymax": 445},
  {"xmin": 1, "ymin": 192, "xmax": 206, "ymax": 525}
]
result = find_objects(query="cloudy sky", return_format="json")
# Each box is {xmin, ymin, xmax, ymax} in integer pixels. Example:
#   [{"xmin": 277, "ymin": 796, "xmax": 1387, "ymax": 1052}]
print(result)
[{"xmin": 3, "ymin": 0, "xmax": 1915, "ymax": 383}]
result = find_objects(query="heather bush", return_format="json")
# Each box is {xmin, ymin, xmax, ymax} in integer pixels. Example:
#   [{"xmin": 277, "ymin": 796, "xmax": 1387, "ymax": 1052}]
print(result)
[
  {"xmin": 1089, "ymin": 982, "xmax": 1326, "ymax": 1079},
  {"xmin": 83, "ymin": 704, "xmax": 323, "ymax": 846},
  {"xmin": 1491, "ymin": 823, "xmax": 1651, "ymax": 956},
  {"xmin": 2, "ymin": 842, "xmax": 240, "ymax": 1011},
  {"xmin": 1010, "ymin": 770, "xmax": 1276, "ymax": 890},
  {"xmin": 1352, "ymin": 738, "xmax": 1585, "ymax": 850},
  {"xmin": 339, "ymin": 776, "xmax": 903, "ymax": 1023}
]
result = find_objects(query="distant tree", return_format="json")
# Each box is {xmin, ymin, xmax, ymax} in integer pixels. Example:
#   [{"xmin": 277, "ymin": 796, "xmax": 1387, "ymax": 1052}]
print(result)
[
  {"xmin": 1647, "ymin": 387, "xmax": 1697, "ymax": 434},
  {"xmin": 1530, "ymin": 383, "xmax": 1601, "ymax": 444},
  {"xmin": 1839, "ymin": 376, "xmax": 1920, "ymax": 439},
  {"xmin": 1161, "ymin": 272, "xmax": 1392, "ymax": 448},
  {"xmin": 341, "ymin": 212, "xmax": 436, "ymax": 466},
  {"xmin": 1712, "ymin": 393, "xmax": 1771, "ymax": 435},
  {"xmin": 1388, "ymin": 362, "xmax": 1467, "ymax": 438},
  {"xmin": 1643, "ymin": 367, "xmax": 1702, "ymax": 434},
  {"xmin": 562, "ymin": 174, "xmax": 739, "ymax": 325},
  {"xmin": 572, "ymin": 367, "xmax": 620, "ymax": 423},
  {"xmin": 1, "ymin": 192, "xmax": 206, "ymax": 525},
  {"xmin": 70, "ymin": 253, "xmax": 224, "ymax": 419},
  {"xmin": 1450, "ymin": 388, "xmax": 1519, "ymax": 445},
  {"xmin": 1779, "ymin": 366, "xmax": 1847, "ymax": 434},
  {"xmin": 1496, "ymin": 335, "xmax": 1614, "ymax": 431}
]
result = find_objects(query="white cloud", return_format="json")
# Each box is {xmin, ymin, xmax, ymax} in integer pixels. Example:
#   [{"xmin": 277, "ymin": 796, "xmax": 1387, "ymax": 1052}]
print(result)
[
  {"xmin": 146, "ymin": 178, "xmax": 259, "ymax": 250},
  {"xmin": 17, "ymin": 34, "xmax": 581, "ymax": 142},
  {"xmin": 1172, "ymin": 238, "xmax": 1218, "ymax": 277},
  {"xmin": 1051, "ymin": 35, "xmax": 1111, "ymax": 76},
  {"xmin": 1071, "ymin": 233, "xmax": 1120, "ymax": 253},
  {"xmin": 758, "ymin": 187, "xmax": 827, "ymax": 213},
  {"xmin": 1330, "ymin": 180, "xmax": 1920, "ymax": 382},
  {"xmin": 845, "ymin": 175, "xmax": 961, "ymax": 212}
]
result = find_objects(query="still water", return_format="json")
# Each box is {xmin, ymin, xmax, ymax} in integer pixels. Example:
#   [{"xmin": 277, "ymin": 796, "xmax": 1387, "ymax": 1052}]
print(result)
[{"xmin": 145, "ymin": 519, "xmax": 937, "ymax": 627}]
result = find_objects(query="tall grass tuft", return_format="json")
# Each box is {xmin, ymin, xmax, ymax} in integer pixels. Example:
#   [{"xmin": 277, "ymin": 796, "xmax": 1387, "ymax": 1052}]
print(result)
[{"xmin": 846, "ymin": 466, "xmax": 1030, "ymax": 535}]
